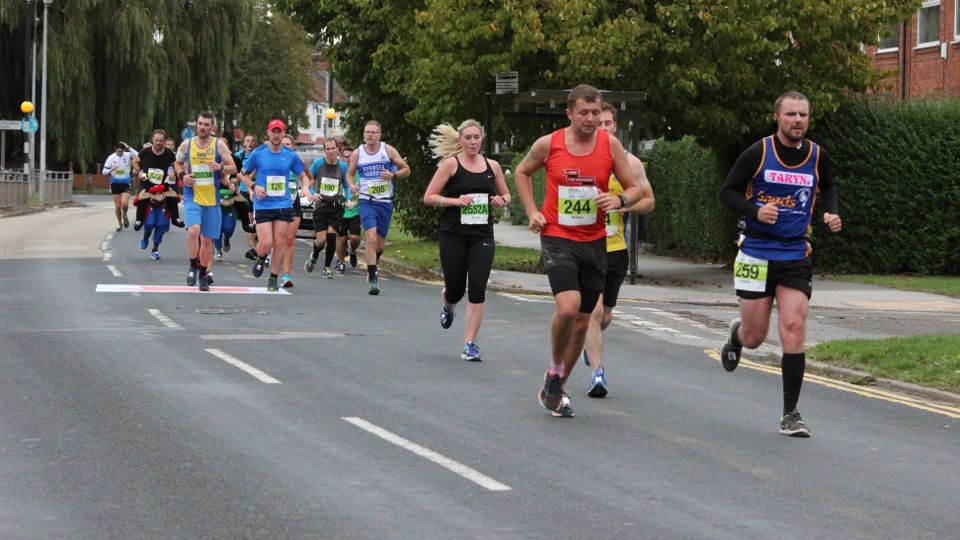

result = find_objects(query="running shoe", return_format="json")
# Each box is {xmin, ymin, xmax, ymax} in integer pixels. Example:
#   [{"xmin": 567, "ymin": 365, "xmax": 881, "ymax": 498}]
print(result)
[
  {"xmin": 537, "ymin": 371, "xmax": 564, "ymax": 412},
  {"xmin": 223, "ymin": 236, "xmax": 231, "ymax": 253},
  {"xmin": 245, "ymin": 248, "xmax": 258, "ymax": 261},
  {"xmin": 150, "ymin": 250, "xmax": 161, "ymax": 260},
  {"xmin": 266, "ymin": 275, "xmax": 278, "ymax": 292},
  {"xmin": 461, "ymin": 342, "xmax": 482, "ymax": 362},
  {"xmin": 349, "ymin": 250, "xmax": 357, "ymax": 268},
  {"xmin": 323, "ymin": 267, "xmax": 333, "ymax": 279},
  {"xmin": 215, "ymin": 250, "xmax": 223, "ymax": 261},
  {"xmin": 552, "ymin": 394, "xmax": 575, "ymax": 418},
  {"xmin": 122, "ymin": 215, "xmax": 130, "ymax": 228},
  {"xmin": 587, "ymin": 366, "xmax": 608, "ymax": 398},
  {"xmin": 281, "ymin": 274, "xmax": 293, "ymax": 288},
  {"xmin": 721, "ymin": 319, "xmax": 742, "ymax": 372},
  {"xmin": 198, "ymin": 273, "xmax": 210, "ymax": 291},
  {"xmin": 331, "ymin": 256, "xmax": 341, "ymax": 270},
  {"xmin": 115, "ymin": 225, "xmax": 122, "ymax": 232},
  {"xmin": 252, "ymin": 258, "xmax": 266, "ymax": 278},
  {"xmin": 581, "ymin": 349, "xmax": 590, "ymax": 367},
  {"xmin": 368, "ymin": 278, "xmax": 379, "ymax": 295},
  {"xmin": 133, "ymin": 220, "xmax": 143, "ymax": 231},
  {"xmin": 139, "ymin": 237, "xmax": 148, "ymax": 250},
  {"xmin": 440, "ymin": 305, "xmax": 455, "ymax": 329},
  {"xmin": 186, "ymin": 267, "xmax": 198, "ymax": 286},
  {"xmin": 336, "ymin": 261, "xmax": 345, "ymax": 274},
  {"xmin": 206, "ymin": 272, "xmax": 213, "ymax": 285},
  {"xmin": 779, "ymin": 410, "xmax": 811, "ymax": 437},
  {"xmin": 304, "ymin": 256, "xmax": 317, "ymax": 273},
  {"xmin": 172, "ymin": 218, "xmax": 185, "ymax": 228}
]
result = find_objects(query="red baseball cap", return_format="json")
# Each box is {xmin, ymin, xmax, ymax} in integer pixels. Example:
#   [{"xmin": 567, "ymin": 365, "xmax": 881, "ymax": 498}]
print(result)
[{"xmin": 267, "ymin": 119, "xmax": 286, "ymax": 132}]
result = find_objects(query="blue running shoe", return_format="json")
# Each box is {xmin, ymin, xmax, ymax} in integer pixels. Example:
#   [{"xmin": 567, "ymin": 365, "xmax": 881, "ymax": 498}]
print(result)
[
  {"xmin": 461, "ymin": 342, "xmax": 482, "ymax": 361},
  {"xmin": 139, "ymin": 236, "xmax": 148, "ymax": 250},
  {"xmin": 587, "ymin": 366, "xmax": 608, "ymax": 398},
  {"xmin": 440, "ymin": 305, "xmax": 455, "ymax": 329},
  {"xmin": 150, "ymin": 250, "xmax": 161, "ymax": 260}
]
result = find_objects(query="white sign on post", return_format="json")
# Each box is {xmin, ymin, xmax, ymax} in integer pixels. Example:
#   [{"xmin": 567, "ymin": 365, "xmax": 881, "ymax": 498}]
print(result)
[
  {"xmin": 496, "ymin": 71, "xmax": 519, "ymax": 95},
  {"xmin": 0, "ymin": 120, "xmax": 22, "ymax": 130}
]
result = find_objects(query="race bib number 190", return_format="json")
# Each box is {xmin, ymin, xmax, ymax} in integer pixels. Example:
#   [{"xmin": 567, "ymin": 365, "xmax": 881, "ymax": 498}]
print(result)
[
  {"xmin": 558, "ymin": 185, "xmax": 597, "ymax": 226},
  {"xmin": 733, "ymin": 251, "xmax": 769, "ymax": 292}
]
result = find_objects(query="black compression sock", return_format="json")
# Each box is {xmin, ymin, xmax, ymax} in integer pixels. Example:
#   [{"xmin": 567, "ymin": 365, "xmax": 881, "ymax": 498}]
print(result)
[
  {"xmin": 312, "ymin": 243, "xmax": 322, "ymax": 260},
  {"xmin": 731, "ymin": 322, "xmax": 743, "ymax": 348},
  {"xmin": 368, "ymin": 264, "xmax": 377, "ymax": 280},
  {"xmin": 324, "ymin": 233, "xmax": 337, "ymax": 267},
  {"xmin": 190, "ymin": 257, "xmax": 200, "ymax": 269},
  {"xmin": 782, "ymin": 352, "xmax": 806, "ymax": 415},
  {"xmin": 270, "ymin": 273, "xmax": 278, "ymax": 279}
]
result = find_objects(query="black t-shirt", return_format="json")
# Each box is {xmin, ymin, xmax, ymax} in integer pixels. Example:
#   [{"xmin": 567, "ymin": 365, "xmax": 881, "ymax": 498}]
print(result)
[
  {"xmin": 439, "ymin": 157, "xmax": 497, "ymax": 237},
  {"xmin": 137, "ymin": 148, "xmax": 177, "ymax": 189},
  {"xmin": 313, "ymin": 160, "xmax": 346, "ymax": 209},
  {"xmin": 720, "ymin": 136, "xmax": 838, "ymax": 219}
]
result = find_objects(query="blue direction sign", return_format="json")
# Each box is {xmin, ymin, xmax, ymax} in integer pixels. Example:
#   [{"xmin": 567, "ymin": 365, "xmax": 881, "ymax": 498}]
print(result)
[{"xmin": 21, "ymin": 115, "xmax": 38, "ymax": 134}]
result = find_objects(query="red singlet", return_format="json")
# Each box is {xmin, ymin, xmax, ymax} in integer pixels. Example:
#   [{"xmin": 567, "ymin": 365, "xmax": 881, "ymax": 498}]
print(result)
[{"xmin": 541, "ymin": 128, "xmax": 613, "ymax": 242}]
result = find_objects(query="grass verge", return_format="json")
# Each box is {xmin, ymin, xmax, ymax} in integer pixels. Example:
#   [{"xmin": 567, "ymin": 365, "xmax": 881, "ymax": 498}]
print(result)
[
  {"xmin": 383, "ymin": 228, "xmax": 542, "ymax": 273},
  {"xmin": 808, "ymin": 334, "xmax": 960, "ymax": 394},
  {"xmin": 828, "ymin": 274, "xmax": 960, "ymax": 298}
]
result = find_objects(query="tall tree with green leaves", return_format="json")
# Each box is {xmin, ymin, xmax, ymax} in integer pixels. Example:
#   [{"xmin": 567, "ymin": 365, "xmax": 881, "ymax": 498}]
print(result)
[{"xmin": 0, "ymin": 0, "xmax": 257, "ymax": 171}]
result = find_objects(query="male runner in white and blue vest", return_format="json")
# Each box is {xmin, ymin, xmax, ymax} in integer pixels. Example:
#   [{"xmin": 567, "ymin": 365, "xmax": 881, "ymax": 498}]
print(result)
[
  {"xmin": 719, "ymin": 91, "xmax": 842, "ymax": 437},
  {"xmin": 346, "ymin": 120, "xmax": 411, "ymax": 295}
]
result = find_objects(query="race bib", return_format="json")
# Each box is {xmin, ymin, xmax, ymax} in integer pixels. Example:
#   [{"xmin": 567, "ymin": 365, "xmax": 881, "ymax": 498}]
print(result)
[
  {"xmin": 146, "ymin": 168, "xmax": 164, "ymax": 184},
  {"xmin": 733, "ymin": 251, "xmax": 769, "ymax": 292},
  {"xmin": 460, "ymin": 193, "xmax": 489, "ymax": 225},
  {"xmin": 266, "ymin": 175, "xmax": 285, "ymax": 197},
  {"xmin": 114, "ymin": 167, "xmax": 128, "ymax": 177},
  {"xmin": 605, "ymin": 210, "xmax": 621, "ymax": 237},
  {"xmin": 289, "ymin": 179, "xmax": 299, "ymax": 201},
  {"xmin": 558, "ymin": 185, "xmax": 597, "ymax": 226},
  {"xmin": 192, "ymin": 164, "xmax": 214, "ymax": 185},
  {"xmin": 365, "ymin": 179, "xmax": 391, "ymax": 199},
  {"xmin": 319, "ymin": 177, "xmax": 340, "ymax": 197}
]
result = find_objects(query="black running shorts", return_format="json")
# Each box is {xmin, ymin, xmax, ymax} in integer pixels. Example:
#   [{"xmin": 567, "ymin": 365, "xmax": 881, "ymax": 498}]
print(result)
[
  {"xmin": 736, "ymin": 257, "xmax": 813, "ymax": 300},
  {"xmin": 540, "ymin": 235, "xmax": 607, "ymax": 313},
  {"xmin": 602, "ymin": 249, "xmax": 629, "ymax": 308},
  {"xmin": 110, "ymin": 183, "xmax": 130, "ymax": 194}
]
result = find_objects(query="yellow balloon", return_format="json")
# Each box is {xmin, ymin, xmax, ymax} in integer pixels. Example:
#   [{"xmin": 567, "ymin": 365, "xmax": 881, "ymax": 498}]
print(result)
[
  {"xmin": 324, "ymin": 108, "xmax": 337, "ymax": 120},
  {"xmin": 20, "ymin": 101, "xmax": 34, "ymax": 114}
]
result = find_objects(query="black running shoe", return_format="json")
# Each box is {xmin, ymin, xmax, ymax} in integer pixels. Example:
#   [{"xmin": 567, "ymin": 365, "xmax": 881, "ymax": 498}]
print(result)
[
  {"xmin": 552, "ymin": 394, "xmax": 575, "ymax": 418},
  {"xmin": 721, "ymin": 319, "xmax": 742, "ymax": 372},
  {"xmin": 172, "ymin": 218, "xmax": 185, "ymax": 228},
  {"xmin": 537, "ymin": 371, "xmax": 563, "ymax": 412},
  {"xmin": 122, "ymin": 215, "xmax": 130, "ymax": 229},
  {"xmin": 780, "ymin": 410, "xmax": 811, "ymax": 437},
  {"xmin": 186, "ymin": 267, "xmax": 198, "ymax": 286},
  {"xmin": 349, "ymin": 250, "xmax": 357, "ymax": 268},
  {"xmin": 223, "ymin": 236, "xmax": 231, "ymax": 253},
  {"xmin": 266, "ymin": 276, "xmax": 278, "ymax": 292},
  {"xmin": 206, "ymin": 272, "xmax": 213, "ymax": 285},
  {"xmin": 245, "ymin": 248, "xmax": 258, "ymax": 261},
  {"xmin": 133, "ymin": 220, "xmax": 143, "ymax": 231},
  {"xmin": 252, "ymin": 258, "xmax": 266, "ymax": 278},
  {"xmin": 198, "ymin": 273, "xmax": 209, "ymax": 291},
  {"xmin": 440, "ymin": 305, "xmax": 455, "ymax": 329}
]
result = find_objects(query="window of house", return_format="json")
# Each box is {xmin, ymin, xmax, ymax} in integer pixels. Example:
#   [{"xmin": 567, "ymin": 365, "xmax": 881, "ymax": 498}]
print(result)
[
  {"xmin": 878, "ymin": 23, "xmax": 899, "ymax": 51},
  {"xmin": 917, "ymin": 0, "xmax": 940, "ymax": 47}
]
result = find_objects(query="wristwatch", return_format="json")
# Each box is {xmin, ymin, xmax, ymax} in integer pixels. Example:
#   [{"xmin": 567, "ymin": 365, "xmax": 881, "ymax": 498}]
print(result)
[{"xmin": 618, "ymin": 194, "xmax": 629, "ymax": 209}]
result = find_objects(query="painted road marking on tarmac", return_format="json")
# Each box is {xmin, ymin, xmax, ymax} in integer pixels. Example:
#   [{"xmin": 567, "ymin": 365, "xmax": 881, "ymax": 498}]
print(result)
[
  {"xmin": 148, "ymin": 309, "xmax": 182, "ymax": 329},
  {"xmin": 499, "ymin": 292, "xmax": 552, "ymax": 303},
  {"xmin": 704, "ymin": 349, "xmax": 960, "ymax": 419},
  {"xmin": 342, "ymin": 417, "xmax": 512, "ymax": 492},
  {"xmin": 200, "ymin": 332, "xmax": 344, "ymax": 341},
  {"xmin": 96, "ymin": 284, "xmax": 290, "ymax": 295},
  {"xmin": 106, "ymin": 265, "xmax": 122, "ymax": 277},
  {"xmin": 24, "ymin": 246, "xmax": 91, "ymax": 251},
  {"xmin": 102, "ymin": 252, "xmax": 112, "ymax": 262},
  {"xmin": 204, "ymin": 348, "xmax": 280, "ymax": 384}
]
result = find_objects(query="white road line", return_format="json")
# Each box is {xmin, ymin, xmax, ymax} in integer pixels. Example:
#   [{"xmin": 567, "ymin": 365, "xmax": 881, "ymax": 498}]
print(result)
[
  {"xmin": 147, "ymin": 308, "xmax": 182, "ymax": 329},
  {"xmin": 106, "ymin": 265, "xmax": 122, "ymax": 277},
  {"xmin": 200, "ymin": 332, "xmax": 344, "ymax": 341},
  {"xmin": 102, "ymin": 252, "xmax": 112, "ymax": 261},
  {"xmin": 342, "ymin": 417, "xmax": 511, "ymax": 492},
  {"xmin": 24, "ymin": 246, "xmax": 90, "ymax": 251},
  {"xmin": 100, "ymin": 242, "xmax": 109, "ymax": 250},
  {"xmin": 498, "ymin": 292, "xmax": 551, "ymax": 303},
  {"xmin": 204, "ymin": 348, "xmax": 281, "ymax": 384}
]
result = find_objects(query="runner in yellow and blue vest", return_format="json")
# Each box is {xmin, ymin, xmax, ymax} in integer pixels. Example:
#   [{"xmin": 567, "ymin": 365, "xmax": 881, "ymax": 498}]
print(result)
[
  {"xmin": 174, "ymin": 111, "xmax": 237, "ymax": 291},
  {"xmin": 581, "ymin": 102, "xmax": 656, "ymax": 398},
  {"xmin": 718, "ymin": 91, "xmax": 842, "ymax": 438}
]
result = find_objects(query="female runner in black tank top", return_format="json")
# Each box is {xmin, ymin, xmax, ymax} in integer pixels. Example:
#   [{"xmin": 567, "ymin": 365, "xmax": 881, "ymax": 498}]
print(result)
[{"xmin": 423, "ymin": 120, "xmax": 511, "ymax": 362}]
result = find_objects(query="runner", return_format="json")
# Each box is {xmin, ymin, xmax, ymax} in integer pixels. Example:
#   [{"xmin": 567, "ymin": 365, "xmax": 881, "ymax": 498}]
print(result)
[
  {"xmin": 132, "ymin": 129, "xmax": 182, "ymax": 231},
  {"xmin": 514, "ymin": 84, "xmax": 643, "ymax": 418},
  {"xmin": 346, "ymin": 120, "xmax": 411, "ymax": 294},
  {"xmin": 278, "ymin": 134, "xmax": 313, "ymax": 287},
  {"xmin": 581, "ymin": 103, "xmax": 656, "ymax": 397},
  {"xmin": 101, "ymin": 142, "xmax": 137, "ymax": 231},
  {"xmin": 423, "ymin": 120, "xmax": 510, "ymax": 361},
  {"xmin": 235, "ymin": 134, "xmax": 259, "ymax": 258},
  {"xmin": 214, "ymin": 168, "xmax": 241, "ymax": 261},
  {"xmin": 718, "ymin": 91, "xmax": 841, "ymax": 437},
  {"xmin": 335, "ymin": 144, "xmax": 361, "ymax": 272},
  {"xmin": 238, "ymin": 119, "xmax": 311, "ymax": 292},
  {"xmin": 305, "ymin": 138, "xmax": 346, "ymax": 278},
  {"xmin": 174, "ymin": 111, "xmax": 237, "ymax": 292}
]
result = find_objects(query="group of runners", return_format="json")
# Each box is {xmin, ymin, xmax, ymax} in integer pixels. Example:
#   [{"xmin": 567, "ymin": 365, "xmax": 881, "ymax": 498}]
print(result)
[{"xmin": 107, "ymin": 84, "xmax": 840, "ymax": 436}]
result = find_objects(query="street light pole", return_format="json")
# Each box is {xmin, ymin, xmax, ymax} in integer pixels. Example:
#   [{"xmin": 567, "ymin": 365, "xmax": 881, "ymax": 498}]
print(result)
[
  {"xmin": 23, "ymin": 0, "xmax": 35, "ymax": 176},
  {"xmin": 40, "ymin": 0, "xmax": 51, "ymax": 175}
]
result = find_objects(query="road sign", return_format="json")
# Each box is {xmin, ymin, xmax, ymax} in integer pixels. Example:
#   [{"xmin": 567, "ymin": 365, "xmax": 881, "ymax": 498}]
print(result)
[
  {"xmin": 0, "ymin": 120, "xmax": 22, "ymax": 130},
  {"xmin": 496, "ymin": 71, "xmax": 519, "ymax": 95},
  {"xmin": 21, "ymin": 116, "xmax": 38, "ymax": 134}
]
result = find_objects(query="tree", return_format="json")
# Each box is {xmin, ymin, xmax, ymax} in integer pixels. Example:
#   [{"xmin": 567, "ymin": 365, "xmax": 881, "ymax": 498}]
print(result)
[
  {"xmin": 228, "ymin": 12, "xmax": 314, "ymax": 137},
  {"xmin": 277, "ymin": 0, "xmax": 917, "ymax": 238},
  {"xmin": 0, "ymin": 0, "xmax": 257, "ymax": 171}
]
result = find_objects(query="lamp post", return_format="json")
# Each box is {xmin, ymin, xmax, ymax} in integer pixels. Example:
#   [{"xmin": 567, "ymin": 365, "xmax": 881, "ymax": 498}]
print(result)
[
  {"xmin": 40, "ymin": 0, "xmax": 52, "ymax": 175},
  {"xmin": 324, "ymin": 107, "xmax": 336, "ymax": 140}
]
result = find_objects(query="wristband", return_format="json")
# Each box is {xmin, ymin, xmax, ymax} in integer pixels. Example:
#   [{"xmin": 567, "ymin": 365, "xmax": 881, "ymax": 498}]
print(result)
[
  {"xmin": 439, "ymin": 197, "xmax": 445, "ymax": 208},
  {"xmin": 618, "ymin": 194, "xmax": 629, "ymax": 209}
]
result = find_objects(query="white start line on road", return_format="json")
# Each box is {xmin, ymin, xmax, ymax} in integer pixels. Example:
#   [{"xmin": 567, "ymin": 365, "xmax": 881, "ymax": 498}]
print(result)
[{"xmin": 96, "ymin": 284, "xmax": 290, "ymax": 295}]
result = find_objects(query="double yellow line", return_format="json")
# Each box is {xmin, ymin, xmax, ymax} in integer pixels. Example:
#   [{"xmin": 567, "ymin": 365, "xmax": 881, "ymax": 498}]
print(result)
[{"xmin": 704, "ymin": 349, "xmax": 960, "ymax": 419}]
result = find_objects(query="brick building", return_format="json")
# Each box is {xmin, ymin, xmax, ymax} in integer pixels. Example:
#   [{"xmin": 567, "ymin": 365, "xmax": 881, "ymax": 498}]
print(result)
[{"xmin": 866, "ymin": 0, "xmax": 960, "ymax": 99}]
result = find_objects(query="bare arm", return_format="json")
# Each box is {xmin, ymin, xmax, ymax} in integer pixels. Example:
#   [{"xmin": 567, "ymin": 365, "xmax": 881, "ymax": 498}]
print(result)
[
  {"xmin": 422, "ymin": 157, "xmax": 460, "ymax": 206},
  {"xmin": 623, "ymin": 153, "xmax": 654, "ymax": 215},
  {"xmin": 217, "ymin": 140, "xmax": 237, "ymax": 176},
  {"xmin": 596, "ymin": 136, "xmax": 640, "ymax": 212},
  {"xmin": 515, "ymin": 136, "xmax": 550, "ymax": 232},
  {"xmin": 489, "ymin": 159, "xmax": 511, "ymax": 208},
  {"xmin": 346, "ymin": 151, "xmax": 359, "ymax": 194},
  {"xmin": 386, "ymin": 145, "xmax": 411, "ymax": 179},
  {"xmin": 174, "ymin": 140, "xmax": 191, "ymax": 185}
]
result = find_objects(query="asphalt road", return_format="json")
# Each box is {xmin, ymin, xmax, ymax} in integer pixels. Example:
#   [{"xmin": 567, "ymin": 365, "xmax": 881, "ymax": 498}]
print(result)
[{"xmin": 1, "ymin": 200, "xmax": 958, "ymax": 539}]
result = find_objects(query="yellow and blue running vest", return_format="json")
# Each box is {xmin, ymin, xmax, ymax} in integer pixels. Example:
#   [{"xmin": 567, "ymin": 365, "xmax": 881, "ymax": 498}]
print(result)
[
  {"xmin": 604, "ymin": 175, "xmax": 626, "ymax": 252},
  {"xmin": 186, "ymin": 137, "xmax": 220, "ymax": 207}
]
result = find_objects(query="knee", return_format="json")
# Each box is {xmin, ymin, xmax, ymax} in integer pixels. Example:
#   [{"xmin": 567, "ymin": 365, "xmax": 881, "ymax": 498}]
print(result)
[
  {"xmin": 779, "ymin": 319, "xmax": 806, "ymax": 347},
  {"xmin": 555, "ymin": 302, "xmax": 581, "ymax": 322},
  {"xmin": 739, "ymin": 324, "xmax": 766, "ymax": 349}
]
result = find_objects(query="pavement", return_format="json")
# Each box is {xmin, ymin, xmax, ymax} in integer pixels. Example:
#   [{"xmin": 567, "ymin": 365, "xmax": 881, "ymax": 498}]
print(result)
[{"xmin": 491, "ymin": 221, "xmax": 960, "ymax": 313}]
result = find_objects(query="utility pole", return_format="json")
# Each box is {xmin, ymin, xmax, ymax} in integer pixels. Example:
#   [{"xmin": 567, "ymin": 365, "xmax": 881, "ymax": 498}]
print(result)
[{"xmin": 23, "ymin": 0, "xmax": 35, "ymax": 176}]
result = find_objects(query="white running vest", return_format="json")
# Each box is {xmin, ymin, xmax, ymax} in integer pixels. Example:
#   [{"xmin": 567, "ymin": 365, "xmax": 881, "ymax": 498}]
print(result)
[{"xmin": 356, "ymin": 143, "xmax": 394, "ymax": 201}]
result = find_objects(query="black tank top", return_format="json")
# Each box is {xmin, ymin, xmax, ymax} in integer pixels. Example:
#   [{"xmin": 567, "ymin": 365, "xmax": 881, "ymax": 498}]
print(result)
[{"xmin": 439, "ymin": 157, "xmax": 497, "ymax": 237}]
